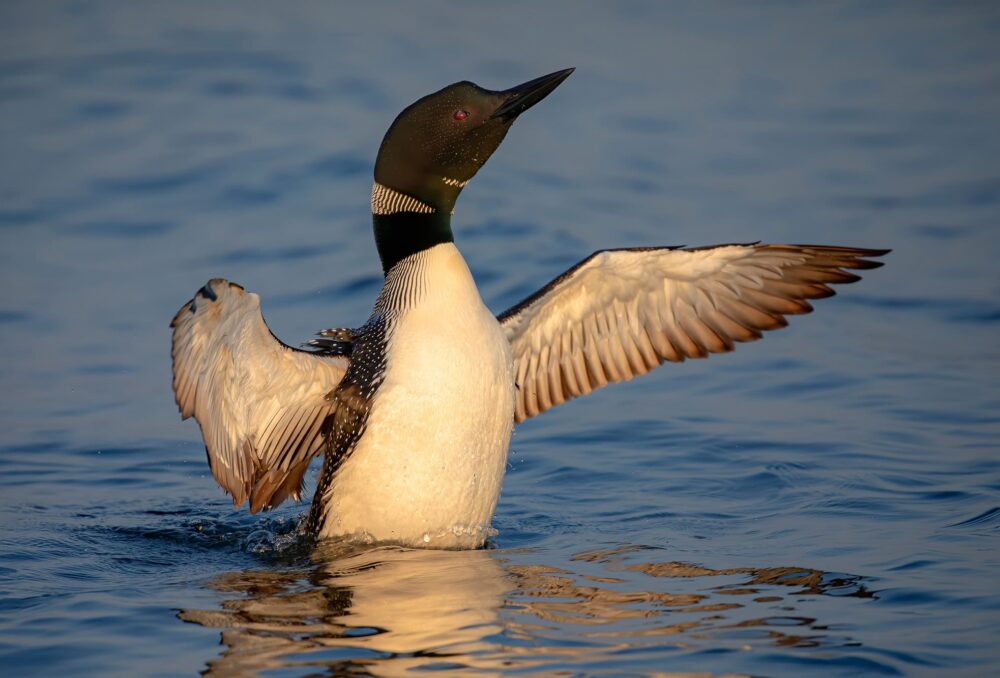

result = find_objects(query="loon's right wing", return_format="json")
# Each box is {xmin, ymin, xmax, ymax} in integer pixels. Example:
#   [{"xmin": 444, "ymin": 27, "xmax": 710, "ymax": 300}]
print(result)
[
  {"xmin": 170, "ymin": 279, "xmax": 349, "ymax": 512},
  {"xmin": 498, "ymin": 244, "xmax": 888, "ymax": 422}
]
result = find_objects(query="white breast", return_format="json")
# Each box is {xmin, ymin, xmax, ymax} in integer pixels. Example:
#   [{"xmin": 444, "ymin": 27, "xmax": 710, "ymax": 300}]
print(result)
[{"xmin": 317, "ymin": 243, "xmax": 515, "ymax": 548}]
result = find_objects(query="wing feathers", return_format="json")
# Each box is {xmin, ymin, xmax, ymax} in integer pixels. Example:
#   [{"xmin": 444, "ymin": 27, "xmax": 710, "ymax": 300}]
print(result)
[
  {"xmin": 500, "ymin": 244, "xmax": 887, "ymax": 422},
  {"xmin": 171, "ymin": 279, "xmax": 348, "ymax": 511}
]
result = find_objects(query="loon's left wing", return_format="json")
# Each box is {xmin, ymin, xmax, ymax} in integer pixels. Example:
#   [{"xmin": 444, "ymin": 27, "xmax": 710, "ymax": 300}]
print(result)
[
  {"xmin": 498, "ymin": 244, "xmax": 888, "ymax": 422},
  {"xmin": 170, "ymin": 279, "xmax": 349, "ymax": 511}
]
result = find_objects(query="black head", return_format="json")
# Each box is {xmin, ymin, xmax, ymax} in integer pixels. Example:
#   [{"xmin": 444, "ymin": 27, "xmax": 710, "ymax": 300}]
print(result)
[{"xmin": 374, "ymin": 68, "xmax": 574, "ymax": 214}]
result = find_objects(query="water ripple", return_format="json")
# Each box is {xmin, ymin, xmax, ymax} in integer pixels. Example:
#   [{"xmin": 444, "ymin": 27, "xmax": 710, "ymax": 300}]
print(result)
[
  {"xmin": 1, "ymin": 2, "xmax": 998, "ymax": 676},
  {"xmin": 948, "ymin": 506, "xmax": 1000, "ymax": 529}
]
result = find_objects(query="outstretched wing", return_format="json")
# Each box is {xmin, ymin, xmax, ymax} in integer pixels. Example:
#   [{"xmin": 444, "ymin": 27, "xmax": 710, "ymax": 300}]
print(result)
[
  {"xmin": 170, "ymin": 279, "xmax": 349, "ymax": 511},
  {"xmin": 498, "ymin": 244, "xmax": 888, "ymax": 422}
]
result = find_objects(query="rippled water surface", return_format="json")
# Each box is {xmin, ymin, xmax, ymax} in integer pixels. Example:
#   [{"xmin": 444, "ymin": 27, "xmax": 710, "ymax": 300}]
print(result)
[{"xmin": 2, "ymin": 1, "xmax": 999, "ymax": 676}]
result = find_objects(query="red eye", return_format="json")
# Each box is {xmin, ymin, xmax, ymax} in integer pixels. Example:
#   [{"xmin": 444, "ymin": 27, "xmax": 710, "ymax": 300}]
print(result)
[{"xmin": 453, "ymin": 109, "xmax": 469, "ymax": 121}]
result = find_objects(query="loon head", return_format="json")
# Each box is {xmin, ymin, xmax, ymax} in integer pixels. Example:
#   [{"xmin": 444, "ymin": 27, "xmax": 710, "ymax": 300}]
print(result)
[{"xmin": 373, "ymin": 68, "xmax": 574, "ymax": 215}]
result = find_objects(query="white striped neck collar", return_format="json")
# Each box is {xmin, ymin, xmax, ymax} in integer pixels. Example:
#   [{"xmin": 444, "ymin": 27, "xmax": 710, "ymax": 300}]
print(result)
[{"xmin": 371, "ymin": 182, "xmax": 435, "ymax": 216}]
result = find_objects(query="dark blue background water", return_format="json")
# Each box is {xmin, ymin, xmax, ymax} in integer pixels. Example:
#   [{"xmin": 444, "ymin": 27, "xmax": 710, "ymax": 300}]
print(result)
[{"xmin": 1, "ymin": 1, "xmax": 998, "ymax": 675}]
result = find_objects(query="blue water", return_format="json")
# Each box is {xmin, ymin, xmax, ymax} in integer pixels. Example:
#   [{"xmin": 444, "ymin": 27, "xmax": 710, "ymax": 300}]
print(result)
[{"xmin": 2, "ymin": 1, "xmax": 999, "ymax": 675}]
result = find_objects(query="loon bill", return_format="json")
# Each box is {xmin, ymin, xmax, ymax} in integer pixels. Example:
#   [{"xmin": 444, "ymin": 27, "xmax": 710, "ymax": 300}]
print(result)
[{"xmin": 170, "ymin": 68, "xmax": 888, "ymax": 549}]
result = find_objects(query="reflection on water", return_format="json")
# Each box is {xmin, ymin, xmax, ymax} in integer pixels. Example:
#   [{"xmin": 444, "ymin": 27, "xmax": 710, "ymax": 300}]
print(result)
[
  {"xmin": 181, "ymin": 544, "xmax": 511, "ymax": 675},
  {"xmin": 180, "ymin": 543, "xmax": 874, "ymax": 675}
]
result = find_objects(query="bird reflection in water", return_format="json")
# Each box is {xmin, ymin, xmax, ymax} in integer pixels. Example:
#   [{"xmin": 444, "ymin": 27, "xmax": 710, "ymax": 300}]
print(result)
[{"xmin": 179, "ymin": 543, "xmax": 875, "ymax": 675}]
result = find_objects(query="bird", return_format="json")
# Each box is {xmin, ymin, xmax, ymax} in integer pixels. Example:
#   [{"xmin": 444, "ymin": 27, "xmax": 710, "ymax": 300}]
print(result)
[{"xmin": 170, "ymin": 68, "xmax": 887, "ymax": 549}]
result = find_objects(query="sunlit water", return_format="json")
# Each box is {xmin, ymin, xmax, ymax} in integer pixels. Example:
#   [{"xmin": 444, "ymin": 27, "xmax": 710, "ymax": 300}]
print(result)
[{"xmin": 2, "ymin": 2, "xmax": 999, "ymax": 676}]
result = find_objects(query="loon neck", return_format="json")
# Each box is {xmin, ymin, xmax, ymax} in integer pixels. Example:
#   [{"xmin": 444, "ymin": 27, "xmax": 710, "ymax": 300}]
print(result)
[
  {"xmin": 373, "ymin": 212, "xmax": 453, "ymax": 273},
  {"xmin": 371, "ymin": 182, "xmax": 454, "ymax": 274}
]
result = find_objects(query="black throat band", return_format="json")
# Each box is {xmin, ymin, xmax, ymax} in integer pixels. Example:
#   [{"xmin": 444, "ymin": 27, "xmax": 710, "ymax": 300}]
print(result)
[{"xmin": 373, "ymin": 211, "xmax": 453, "ymax": 274}]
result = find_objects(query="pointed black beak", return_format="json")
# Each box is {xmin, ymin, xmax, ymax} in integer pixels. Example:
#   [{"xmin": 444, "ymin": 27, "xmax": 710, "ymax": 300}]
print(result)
[{"xmin": 490, "ymin": 67, "xmax": 575, "ymax": 121}]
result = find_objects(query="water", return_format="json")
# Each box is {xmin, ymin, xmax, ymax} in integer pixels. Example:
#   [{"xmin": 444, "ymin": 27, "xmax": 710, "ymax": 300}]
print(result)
[{"xmin": 1, "ymin": 1, "xmax": 998, "ymax": 675}]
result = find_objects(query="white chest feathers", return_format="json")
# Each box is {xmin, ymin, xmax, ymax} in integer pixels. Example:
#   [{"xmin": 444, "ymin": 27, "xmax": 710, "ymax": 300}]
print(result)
[{"xmin": 318, "ymin": 243, "xmax": 515, "ymax": 548}]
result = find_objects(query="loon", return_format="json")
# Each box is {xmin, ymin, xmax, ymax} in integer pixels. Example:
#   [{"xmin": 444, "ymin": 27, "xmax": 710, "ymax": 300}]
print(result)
[{"xmin": 170, "ymin": 69, "xmax": 887, "ymax": 549}]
